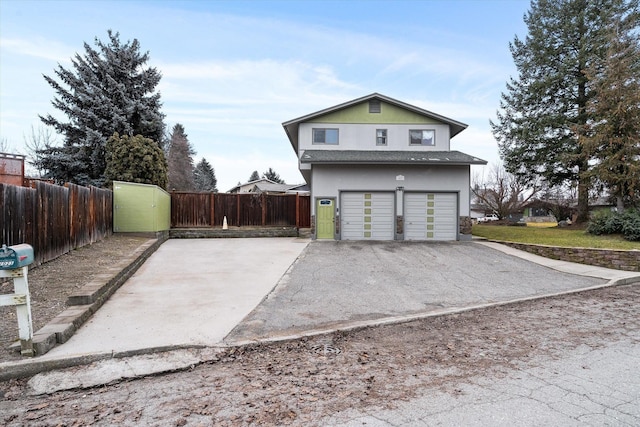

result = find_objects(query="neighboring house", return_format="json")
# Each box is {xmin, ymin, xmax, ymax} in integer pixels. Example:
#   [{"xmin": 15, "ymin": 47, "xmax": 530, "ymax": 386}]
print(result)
[
  {"xmin": 522, "ymin": 200, "xmax": 556, "ymax": 223},
  {"xmin": 589, "ymin": 196, "xmax": 616, "ymax": 213},
  {"xmin": 470, "ymin": 203, "xmax": 488, "ymax": 221},
  {"xmin": 282, "ymin": 93, "xmax": 487, "ymax": 241},
  {"xmin": 227, "ymin": 178, "xmax": 309, "ymax": 194}
]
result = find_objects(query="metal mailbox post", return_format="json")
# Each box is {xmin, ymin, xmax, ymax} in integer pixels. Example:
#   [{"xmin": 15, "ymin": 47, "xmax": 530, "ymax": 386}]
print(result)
[{"xmin": 0, "ymin": 244, "xmax": 35, "ymax": 356}]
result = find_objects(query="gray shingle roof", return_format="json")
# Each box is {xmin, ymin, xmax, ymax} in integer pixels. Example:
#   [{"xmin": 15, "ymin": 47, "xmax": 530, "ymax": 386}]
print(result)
[{"xmin": 300, "ymin": 150, "xmax": 487, "ymax": 165}]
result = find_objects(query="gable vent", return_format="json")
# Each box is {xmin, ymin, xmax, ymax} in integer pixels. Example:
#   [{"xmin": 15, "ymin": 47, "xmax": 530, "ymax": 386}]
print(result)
[{"xmin": 369, "ymin": 100, "xmax": 381, "ymax": 113}]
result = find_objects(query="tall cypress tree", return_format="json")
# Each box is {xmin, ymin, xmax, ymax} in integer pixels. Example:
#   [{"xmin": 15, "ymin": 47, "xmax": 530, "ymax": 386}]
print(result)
[
  {"xmin": 491, "ymin": 0, "xmax": 633, "ymax": 221},
  {"xmin": 166, "ymin": 124, "xmax": 196, "ymax": 191},
  {"xmin": 38, "ymin": 30, "xmax": 164, "ymax": 186}
]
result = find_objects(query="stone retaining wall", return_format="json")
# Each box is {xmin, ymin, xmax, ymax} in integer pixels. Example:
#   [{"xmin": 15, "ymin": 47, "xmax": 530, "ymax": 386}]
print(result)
[
  {"xmin": 170, "ymin": 227, "xmax": 301, "ymax": 239},
  {"xmin": 494, "ymin": 241, "xmax": 640, "ymax": 272}
]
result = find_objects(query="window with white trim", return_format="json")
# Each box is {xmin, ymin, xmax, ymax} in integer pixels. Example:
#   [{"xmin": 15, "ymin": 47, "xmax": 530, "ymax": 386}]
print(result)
[
  {"xmin": 376, "ymin": 129, "xmax": 387, "ymax": 146},
  {"xmin": 313, "ymin": 128, "xmax": 339, "ymax": 144},
  {"xmin": 409, "ymin": 129, "xmax": 435, "ymax": 146}
]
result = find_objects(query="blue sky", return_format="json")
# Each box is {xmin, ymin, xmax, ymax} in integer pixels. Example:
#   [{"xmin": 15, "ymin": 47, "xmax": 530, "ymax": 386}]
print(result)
[{"xmin": 0, "ymin": 0, "xmax": 530, "ymax": 191}]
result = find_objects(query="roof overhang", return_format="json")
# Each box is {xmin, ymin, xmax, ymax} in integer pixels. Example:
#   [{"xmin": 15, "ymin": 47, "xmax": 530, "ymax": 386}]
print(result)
[{"xmin": 300, "ymin": 150, "xmax": 488, "ymax": 166}]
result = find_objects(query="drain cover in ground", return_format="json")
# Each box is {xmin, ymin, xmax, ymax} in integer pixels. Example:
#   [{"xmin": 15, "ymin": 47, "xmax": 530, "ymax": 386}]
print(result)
[{"xmin": 311, "ymin": 344, "xmax": 341, "ymax": 355}]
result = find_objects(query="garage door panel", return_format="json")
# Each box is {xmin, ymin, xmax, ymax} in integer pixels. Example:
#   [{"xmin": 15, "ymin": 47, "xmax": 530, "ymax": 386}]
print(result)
[
  {"xmin": 341, "ymin": 192, "xmax": 394, "ymax": 240},
  {"xmin": 405, "ymin": 193, "xmax": 457, "ymax": 241}
]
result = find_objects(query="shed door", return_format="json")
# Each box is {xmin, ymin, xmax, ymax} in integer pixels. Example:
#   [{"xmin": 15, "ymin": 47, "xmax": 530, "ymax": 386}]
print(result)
[
  {"xmin": 341, "ymin": 192, "xmax": 395, "ymax": 240},
  {"xmin": 405, "ymin": 193, "xmax": 457, "ymax": 241}
]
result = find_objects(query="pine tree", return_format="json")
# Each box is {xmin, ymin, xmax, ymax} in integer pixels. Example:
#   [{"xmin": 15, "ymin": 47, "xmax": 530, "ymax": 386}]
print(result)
[
  {"xmin": 581, "ymin": 3, "xmax": 640, "ymax": 211},
  {"xmin": 37, "ymin": 30, "xmax": 164, "ymax": 186},
  {"xmin": 166, "ymin": 124, "xmax": 196, "ymax": 191},
  {"xmin": 193, "ymin": 158, "xmax": 218, "ymax": 192},
  {"xmin": 491, "ymin": 0, "xmax": 633, "ymax": 222},
  {"xmin": 263, "ymin": 167, "xmax": 285, "ymax": 184},
  {"xmin": 248, "ymin": 170, "xmax": 260, "ymax": 182},
  {"xmin": 104, "ymin": 133, "xmax": 168, "ymax": 189}
]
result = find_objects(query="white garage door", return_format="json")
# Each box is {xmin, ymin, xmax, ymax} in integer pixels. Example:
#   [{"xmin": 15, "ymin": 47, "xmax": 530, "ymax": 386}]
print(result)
[
  {"xmin": 341, "ymin": 192, "xmax": 395, "ymax": 240},
  {"xmin": 404, "ymin": 193, "xmax": 457, "ymax": 241}
]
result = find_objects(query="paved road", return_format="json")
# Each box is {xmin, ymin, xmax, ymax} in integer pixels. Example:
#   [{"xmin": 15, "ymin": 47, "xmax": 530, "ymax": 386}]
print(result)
[{"xmin": 325, "ymin": 338, "xmax": 640, "ymax": 426}]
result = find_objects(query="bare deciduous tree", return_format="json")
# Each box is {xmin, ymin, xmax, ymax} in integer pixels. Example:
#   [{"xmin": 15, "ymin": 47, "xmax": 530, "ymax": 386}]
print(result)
[
  {"xmin": 472, "ymin": 163, "xmax": 539, "ymax": 220},
  {"xmin": 24, "ymin": 125, "xmax": 57, "ymax": 178}
]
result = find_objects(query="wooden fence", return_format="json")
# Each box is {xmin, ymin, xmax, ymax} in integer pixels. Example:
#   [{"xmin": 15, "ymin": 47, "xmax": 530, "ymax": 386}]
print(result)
[
  {"xmin": 171, "ymin": 192, "xmax": 311, "ymax": 228},
  {"xmin": 1, "ymin": 182, "xmax": 112, "ymax": 265}
]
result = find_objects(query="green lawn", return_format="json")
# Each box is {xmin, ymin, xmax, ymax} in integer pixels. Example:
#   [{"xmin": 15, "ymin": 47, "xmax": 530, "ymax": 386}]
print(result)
[{"xmin": 472, "ymin": 224, "xmax": 640, "ymax": 250}]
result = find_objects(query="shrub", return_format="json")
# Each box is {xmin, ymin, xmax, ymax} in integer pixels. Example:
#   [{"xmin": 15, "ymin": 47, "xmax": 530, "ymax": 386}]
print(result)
[
  {"xmin": 621, "ymin": 210, "xmax": 640, "ymax": 241},
  {"xmin": 587, "ymin": 210, "xmax": 619, "ymax": 235},
  {"xmin": 587, "ymin": 209, "xmax": 640, "ymax": 241}
]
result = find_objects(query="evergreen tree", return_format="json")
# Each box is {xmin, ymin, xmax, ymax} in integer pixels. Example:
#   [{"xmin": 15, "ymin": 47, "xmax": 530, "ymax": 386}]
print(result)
[
  {"xmin": 248, "ymin": 170, "xmax": 260, "ymax": 181},
  {"xmin": 581, "ymin": 4, "xmax": 640, "ymax": 211},
  {"xmin": 491, "ymin": 0, "xmax": 632, "ymax": 222},
  {"xmin": 166, "ymin": 124, "xmax": 196, "ymax": 191},
  {"xmin": 263, "ymin": 167, "xmax": 285, "ymax": 184},
  {"xmin": 37, "ymin": 30, "xmax": 164, "ymax": 186},
  {"xmin": 193, "ymin": 158, "xmax": 218, "ymax": 192},
  {"xmin": 104, "ymin": 133, "xmax": 168, "ymax": 189}
]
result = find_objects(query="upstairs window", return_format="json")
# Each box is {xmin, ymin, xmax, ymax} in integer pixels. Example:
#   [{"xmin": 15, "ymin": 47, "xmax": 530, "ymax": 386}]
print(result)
[
  {"xmin": 409, "ymin": 129, "xmax": 435, "ymax": 146},
  {"xmin": 313, "ymin": 128, "xmax": 339, "ymax": 144},
  {"xmin": 369, "ymin": 100, "xmax": 381, "ymax": 113},
  {"xmin": 376, "ymin": 129, "xmax": 387, "ymax": 146}
]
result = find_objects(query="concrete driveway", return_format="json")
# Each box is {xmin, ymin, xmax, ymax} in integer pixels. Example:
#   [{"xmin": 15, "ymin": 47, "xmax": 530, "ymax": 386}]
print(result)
[
  {"xmin": 226, "ymin": 240, "xmax": 612, "ymax": 343},
  {"xmin": 44, "ymin": 238, "xmax": 309, "ymax": 358}
]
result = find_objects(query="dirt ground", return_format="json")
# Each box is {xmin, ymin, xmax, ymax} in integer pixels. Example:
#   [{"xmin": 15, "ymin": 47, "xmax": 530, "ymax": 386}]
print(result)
[
  {"xmin": 0, "ymin": 235, "xmax": 151, "ymax": 361},
  {"xmin": 1, "ymin": 268, "xmax": 638, "ymax": 426}
]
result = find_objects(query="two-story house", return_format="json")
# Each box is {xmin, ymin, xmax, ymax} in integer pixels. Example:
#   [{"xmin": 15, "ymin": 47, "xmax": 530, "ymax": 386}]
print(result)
[{"xmin": 282, "ymin": 93, "xmax": 487, "ymax": 241}]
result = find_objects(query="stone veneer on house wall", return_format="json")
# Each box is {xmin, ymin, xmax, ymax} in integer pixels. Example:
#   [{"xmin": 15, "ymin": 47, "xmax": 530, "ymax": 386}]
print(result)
[{"xmin": 459, "ymin": 216, "xmax": 473, "ymax": 236}]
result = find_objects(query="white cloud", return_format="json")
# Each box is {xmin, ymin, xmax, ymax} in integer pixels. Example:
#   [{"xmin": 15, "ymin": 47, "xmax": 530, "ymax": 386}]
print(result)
[
  {"xmin": 0, "ymin": 37, "xmax": 73, "ymax": 62},
  {"xmin": 0, "ymin": 1, "xmax": 526, "ymax": 189}
]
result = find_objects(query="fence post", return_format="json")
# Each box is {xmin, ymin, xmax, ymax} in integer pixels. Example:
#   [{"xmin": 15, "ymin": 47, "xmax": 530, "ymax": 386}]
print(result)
[
  {"xmin": 261, "ymin": 193, "xmax": 266, "ymax": 226},
  {"xmin": 236, "ymin": 193, "xmax": 241, "ymax": 226},
  {"xmin": 210, "ymin": 192, "xmax": 216, "ymax": 227},
  {"xmin": 295, "ymin": 193, "xmax": 300, "ymax": 228}
]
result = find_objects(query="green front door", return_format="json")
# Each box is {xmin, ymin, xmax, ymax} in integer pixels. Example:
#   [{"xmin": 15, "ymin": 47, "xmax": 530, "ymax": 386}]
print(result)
[{"xmin": 316, "ymin": 199, "xmax": 335, "ymax": 239}]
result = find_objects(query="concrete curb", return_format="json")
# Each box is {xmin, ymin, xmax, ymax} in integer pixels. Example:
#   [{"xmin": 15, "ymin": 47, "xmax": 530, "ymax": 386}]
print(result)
[
  {"xmin": 0, "ymin": 344, "xmax": 216, "ymax": 383},
  {"xmin": 224, "ymin": 275, "xmax": 640, "ymax": 347}
]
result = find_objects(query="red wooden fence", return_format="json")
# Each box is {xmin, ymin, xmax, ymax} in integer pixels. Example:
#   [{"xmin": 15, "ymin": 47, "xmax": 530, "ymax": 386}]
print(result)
[
  {"xmin": 171, "ymin": 192, "xmax": 310, "ymax": 228},
  {"xmin": 1, "ymin": 182, "xmax": 112, "ymax": 265}
]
